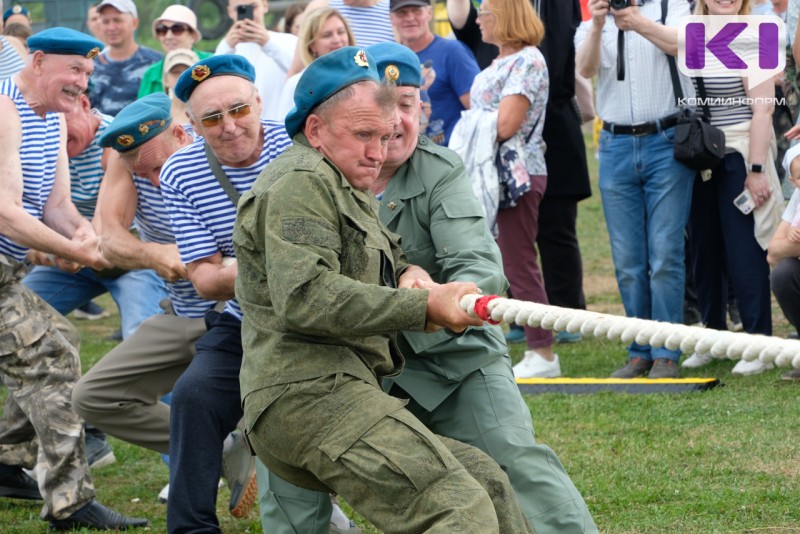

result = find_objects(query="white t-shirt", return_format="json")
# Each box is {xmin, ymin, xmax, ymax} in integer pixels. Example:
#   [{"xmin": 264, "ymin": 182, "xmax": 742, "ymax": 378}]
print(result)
[{"xmin": 215, "ymin": 31, "xmax": 298, "ymax": 122}]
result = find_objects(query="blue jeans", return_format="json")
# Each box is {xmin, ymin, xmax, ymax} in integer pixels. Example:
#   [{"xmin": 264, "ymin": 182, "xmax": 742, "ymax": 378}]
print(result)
[
  {"xmin": 598, "ymin": 126, "xmax": 695, "ymax": 362},
  {"xmin": 23, "ymin": 266, "xmax": 167, "ymax": 339},
  {"xmin": 167, "ymin": 311, "xmax": 243, "ymax": 534}
]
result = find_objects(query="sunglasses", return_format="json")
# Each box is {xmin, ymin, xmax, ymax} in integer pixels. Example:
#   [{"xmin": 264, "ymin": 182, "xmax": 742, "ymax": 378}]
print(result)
[
  {"xmin": 199, "ymin": 103, "xmax": 252, "ymax": 127},
  {"xmin": 155, "ymin": 23, "xmax": 190, "ymax": 36}
]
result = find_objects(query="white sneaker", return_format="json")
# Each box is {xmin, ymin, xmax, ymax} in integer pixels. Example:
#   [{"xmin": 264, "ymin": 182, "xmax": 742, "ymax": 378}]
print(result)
[
  {"xmin": 513, "ymin": 351, "xmax": 561, "ymax": 378},
  {"xmin": 681, "ymin": 352, "xmax": 714, "ymax": 368},
  {"xmin": 731, "ymin": 359, "xmax": 774, "ymax": 376},
  {"xmin": 157, "ymin": 483, "xmax": 169, "ymax": 503}
]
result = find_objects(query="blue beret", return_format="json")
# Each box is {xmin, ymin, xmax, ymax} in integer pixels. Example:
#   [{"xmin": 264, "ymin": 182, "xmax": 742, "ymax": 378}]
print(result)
[
  {"xmin": 367, "ymin": 42, "xmax": 422, "ymax": 87},
  {"xmin": 3, "ymin": 5, "xmax": 28, "ymax": 22},
  {"xmin": 27, "ymin": 27, "xmax": 103, "ymax": 59},
  {"xmin": 285, "ymin": 47, "xmax": 380, "ymax": 138},
  {"xmin": 173, "ymin": 54, "xmax": 256, "ymax": 103},
  {"xmin": 98, "ymin": 92, "xmax": 173, "ymax": 152}
]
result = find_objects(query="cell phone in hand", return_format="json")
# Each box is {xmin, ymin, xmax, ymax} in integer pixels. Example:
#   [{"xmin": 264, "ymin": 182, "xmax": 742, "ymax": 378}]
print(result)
[
  {"xmin": 237, "ymin": 4, "xmax": 254, "ymax": 20},
  {"xmin": 733, "ymin": 189, "xmax": 755, "ymax": 215}
]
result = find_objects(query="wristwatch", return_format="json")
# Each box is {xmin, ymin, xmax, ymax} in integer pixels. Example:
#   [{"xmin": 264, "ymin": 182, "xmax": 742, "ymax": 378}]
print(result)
[{"xmin": 750, "ymin": 163, "xmax": 764, "ymax": 173}]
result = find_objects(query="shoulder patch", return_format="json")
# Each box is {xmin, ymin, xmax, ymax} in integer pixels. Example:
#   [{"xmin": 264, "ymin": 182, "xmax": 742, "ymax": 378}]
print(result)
[{"xmin": 415, "ymin": 134, "xmax": 462, "ymax": 167}]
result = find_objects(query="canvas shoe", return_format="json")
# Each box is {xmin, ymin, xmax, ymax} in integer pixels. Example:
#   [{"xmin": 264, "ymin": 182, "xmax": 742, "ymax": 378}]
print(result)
[
  {"xmin": 73, "ymin": 301, "xmax": 110, "ymax": 320},
  {"xmin": 731, "ymin": 359, "xmax": 774, "ymax": 376},
  {"xmin": 780, "ymin": 368, "xmax": 800, "ymax": 381},
  {"xmin": 681, "ymin": 352, "xmax": 713, "ymax": 368},
  {"xmin": 513, "ymin": 351, "xmax": 561, "ymax": 378}
]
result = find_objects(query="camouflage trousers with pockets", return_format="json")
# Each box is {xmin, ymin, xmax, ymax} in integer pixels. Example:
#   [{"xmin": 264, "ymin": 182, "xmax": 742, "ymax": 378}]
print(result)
[{"xmin": 0, "ymin": 254, "xmax": 94, "ymax": 519}]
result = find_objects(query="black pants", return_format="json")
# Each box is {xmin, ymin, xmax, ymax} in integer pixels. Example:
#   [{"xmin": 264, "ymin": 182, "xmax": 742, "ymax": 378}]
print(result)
[
  {"xmin": 536, "ymin": 195, "xmax": 586, "ymax": 310},
  {"xmin": 771, "ymin": 257, "xmax": 800, "ymax": 336}
]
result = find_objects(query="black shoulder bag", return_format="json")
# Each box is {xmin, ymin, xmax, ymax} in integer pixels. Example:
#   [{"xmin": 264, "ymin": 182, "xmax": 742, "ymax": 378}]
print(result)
[{"xmin": 662, "ymin": 0, "xmax": 726, "ymax": 171}]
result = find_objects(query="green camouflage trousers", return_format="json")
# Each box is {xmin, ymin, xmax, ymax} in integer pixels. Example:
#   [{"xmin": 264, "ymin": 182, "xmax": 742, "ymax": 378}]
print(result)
[
  {"xmin": 0, "ymin": 254, "xmax": 94, "ymax": 519},
  {"xmin": 245, "ymin": 372, "xmax": 533, "ymax": 534}
]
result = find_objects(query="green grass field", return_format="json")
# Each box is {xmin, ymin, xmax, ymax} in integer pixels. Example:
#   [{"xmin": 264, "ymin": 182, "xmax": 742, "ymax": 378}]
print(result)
[{"xmin": 1, "ymin": 135, "xmax": 799, "ymax": 533}]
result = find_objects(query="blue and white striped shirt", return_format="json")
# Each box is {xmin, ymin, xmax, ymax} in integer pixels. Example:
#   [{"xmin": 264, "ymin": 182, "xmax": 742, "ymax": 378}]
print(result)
[
  {"xmin": 159, "ymin": 119, "xmax": 292, "ymax": 320},
  {"xmin": 0, "ymin": 36, "xmax": 24, "ymax": 80},
  {"xmin": 69, "ymin": 111, "xmax": 112, "ymax": 219},
  {"xmin": 0, "ymin": 78, "xmax": 60, "ymax": 261},
  {"xmin": 131, "ymin": 173, "xmax": 217, "ymax": 319},
  {"xmin": 330, "ymin": 0, "xmax": 394, "ymax": 46}
]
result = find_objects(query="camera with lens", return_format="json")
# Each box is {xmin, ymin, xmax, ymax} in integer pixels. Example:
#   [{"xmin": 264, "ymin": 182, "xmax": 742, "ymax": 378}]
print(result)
[{"xmin": 609, "ymin": 0, "xmax": 639, "ymax": 9}]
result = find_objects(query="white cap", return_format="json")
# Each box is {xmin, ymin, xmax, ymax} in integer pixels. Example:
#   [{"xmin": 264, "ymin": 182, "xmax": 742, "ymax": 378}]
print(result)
[
  {"xmin": 153, "ymin": 5, "xmax": 202, "ymax": 41},
  {"xmin": 96, "ymin": 0, "xmax": 138, "ymax": 18}
]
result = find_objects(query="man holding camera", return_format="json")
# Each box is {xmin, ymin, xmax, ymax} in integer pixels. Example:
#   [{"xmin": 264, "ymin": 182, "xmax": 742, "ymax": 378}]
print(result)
[
  {"xmin": 575, "ymin": 0, "xmax": 695, "ymax": 378},
  {"xmin": 216, "ymin": 0, "xmax": 297, "ymax": 121}
]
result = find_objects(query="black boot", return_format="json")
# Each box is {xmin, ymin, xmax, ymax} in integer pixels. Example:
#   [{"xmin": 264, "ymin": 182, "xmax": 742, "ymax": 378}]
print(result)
[
  {"xmin": 48, "ymin": 499, "xmax": 149, "ymax": 530},
  {"xmin": 0, "ymin": 463, "xmax": 41, "ymax": 500}
]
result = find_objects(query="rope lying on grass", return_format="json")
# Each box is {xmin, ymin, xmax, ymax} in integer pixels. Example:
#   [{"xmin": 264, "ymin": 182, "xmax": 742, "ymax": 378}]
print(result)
[{"xmin": 461, "ymin": 295, "xmax": 800, "ymax": 369}]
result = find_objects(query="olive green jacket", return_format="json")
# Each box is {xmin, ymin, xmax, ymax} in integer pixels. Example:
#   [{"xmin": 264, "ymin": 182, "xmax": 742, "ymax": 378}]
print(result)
[
  {"xmin": 234, "ymin": 135, "xmax": 429, "ymax": 415},
  {"xmin": 379, "ymin": 136, "xmax": 510, "ymax": 411}
]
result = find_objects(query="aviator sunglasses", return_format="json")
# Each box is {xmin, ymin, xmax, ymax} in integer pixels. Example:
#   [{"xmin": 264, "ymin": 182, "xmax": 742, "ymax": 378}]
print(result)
[{"xmin": 199, "ymin": 103, "xmax": 253, "ymax": 127}]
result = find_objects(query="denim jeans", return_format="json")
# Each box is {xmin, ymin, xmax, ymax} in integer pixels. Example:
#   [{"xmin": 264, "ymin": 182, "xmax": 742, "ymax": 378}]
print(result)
[
  {"xmin": 23, "ymin": 266, "xmax": 167, "ymax": 339},
  {"xmin": 598, "ymin": 126, "xmax": 695, "ymax": 361}
]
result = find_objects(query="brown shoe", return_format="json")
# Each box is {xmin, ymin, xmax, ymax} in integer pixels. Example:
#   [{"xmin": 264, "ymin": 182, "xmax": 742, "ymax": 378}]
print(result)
[
  {"xmin": 780, "ymin": 368, "xmax": 800, "ymax": 381},
  {"xmin": 648, "ymin": 359, "xmax": 679, "ymax": 379},
  {"xmin": 610, "ymin": 357, "xmax": 652, "ymax": 378}
]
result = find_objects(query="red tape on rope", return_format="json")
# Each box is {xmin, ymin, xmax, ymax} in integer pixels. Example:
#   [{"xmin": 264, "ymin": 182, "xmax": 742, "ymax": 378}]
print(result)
[{"xmin": 473, "ymin": 295, "xmax": 501, "ymax": 325}]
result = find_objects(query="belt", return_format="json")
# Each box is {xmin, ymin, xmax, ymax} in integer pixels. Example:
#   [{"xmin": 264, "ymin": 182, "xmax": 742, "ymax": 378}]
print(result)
[{"xmin": 602, "ymin": 114, "xmax": 681, "ymax": 136}]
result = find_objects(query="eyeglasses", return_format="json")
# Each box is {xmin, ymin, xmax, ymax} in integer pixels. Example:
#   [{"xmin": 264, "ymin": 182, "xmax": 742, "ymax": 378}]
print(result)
[
  {"xmin": 155, "ymin": 23, "xmax": 190, "ymax": 37},
  {"xmin": 199, "ymin": 103, "xmax": 252, "ymax": 127},
  {"xmin": 477, "ymin": 9, "xmax": 494, "ymax": 17}
]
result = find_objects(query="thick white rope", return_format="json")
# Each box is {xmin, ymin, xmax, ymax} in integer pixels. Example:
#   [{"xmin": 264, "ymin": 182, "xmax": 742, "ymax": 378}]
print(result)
[{"xmin": 460, "ymin": 295, "xmax": 800, "ymax": 369}]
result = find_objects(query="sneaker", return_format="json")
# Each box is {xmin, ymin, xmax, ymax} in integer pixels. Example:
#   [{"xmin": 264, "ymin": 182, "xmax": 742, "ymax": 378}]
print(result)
[
  {"xmin": 73, "ymin": 301, "xmax": 110, "ymax": 320},
  {"xmin": 504, "ymin": 326, "xmax": 526, "ymax": 344},
  {"xmin": 48, "ymin": 499, "xmax": 148, "ymax": 530},
  {"xmin": 85, "ymin": 431, "xmax": 116, "ymax": 470},
  {"xmin": 681, "ymin": 352, "xmax": 713, "ymax": 368},
  {"xmin": 648, "ymin": 359, "xmax": 679, "ymax": 379},
  {"xmin": 330, "ymin": 496, "xmax": 362, "ymax": 533},
  {"xmin": 555, "ymin": 331, "xmax": 582, "ymax": 344},
  {"xmin": 780, "ymin": 368, "xmax": 800, "ymax": 381},
  {"xmin": 731, "ymin": 359, "xmax": 774, "ymax": 376},
  {"xmin": 106, "ymin": 328, "xmax": 123, "ymax": 342},
  {"xmin": 221, "ymin": 431, "xmax": 257, "ymax": 518},
  {"xmin": 157, "ymin": 483, "xmax": 169, "ymax": 504},
  {"xmin": 610, "ymin": 357, "xmax": 652, "ymax": 378},
  {"xmin": 0, "ymin": 464, "xmax": 42, "ymax": 500},
  {"xmin": 512, "ymin": 351, "xmax": 561, "ymax": 378}
]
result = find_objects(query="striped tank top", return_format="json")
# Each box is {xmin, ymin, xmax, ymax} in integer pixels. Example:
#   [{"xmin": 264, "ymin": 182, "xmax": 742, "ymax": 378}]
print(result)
[
  {"xmin": 329, "ymin": 0, "xmax": 395, "ymax": 46},
  {"xmin": 131, "ymin": 173, "xmax": 218, "ymax": 319},
  {"xmin": 0, "ymin": 36, "xmax": 24, "ymax": 80},
  {"xmin": 160, "ymin": 119, "xmax": 292, "ymax": 321},
  {"xmin": 0, "ymin": 78, "xmax": 61, "ymax": 261}
]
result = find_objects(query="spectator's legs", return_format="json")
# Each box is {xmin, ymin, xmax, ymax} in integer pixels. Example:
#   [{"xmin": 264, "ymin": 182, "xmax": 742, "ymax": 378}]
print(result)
[
  {"xmin": 537, "ymin": 195, "xmax": 586, "ymax": 310},
  {"xmin": 496, "ymin": 175, "xmax": 553, "ymax": 349}
]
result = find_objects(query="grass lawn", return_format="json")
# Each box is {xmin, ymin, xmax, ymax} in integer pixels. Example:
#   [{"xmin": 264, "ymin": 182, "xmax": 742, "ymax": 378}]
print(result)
[{"xmin": 1, "ymin": 134, "xmax": 799, "ymax": 533}]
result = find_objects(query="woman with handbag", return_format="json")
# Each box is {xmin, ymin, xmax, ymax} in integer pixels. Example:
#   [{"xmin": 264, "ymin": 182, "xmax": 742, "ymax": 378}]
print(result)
[
  {"xmin": 682, "ymin": 0, "xmax": 783, "ymax": 375},
  {"xmin": 471, "ymin": 0, "xmax": 559, "ymax": 378}
]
